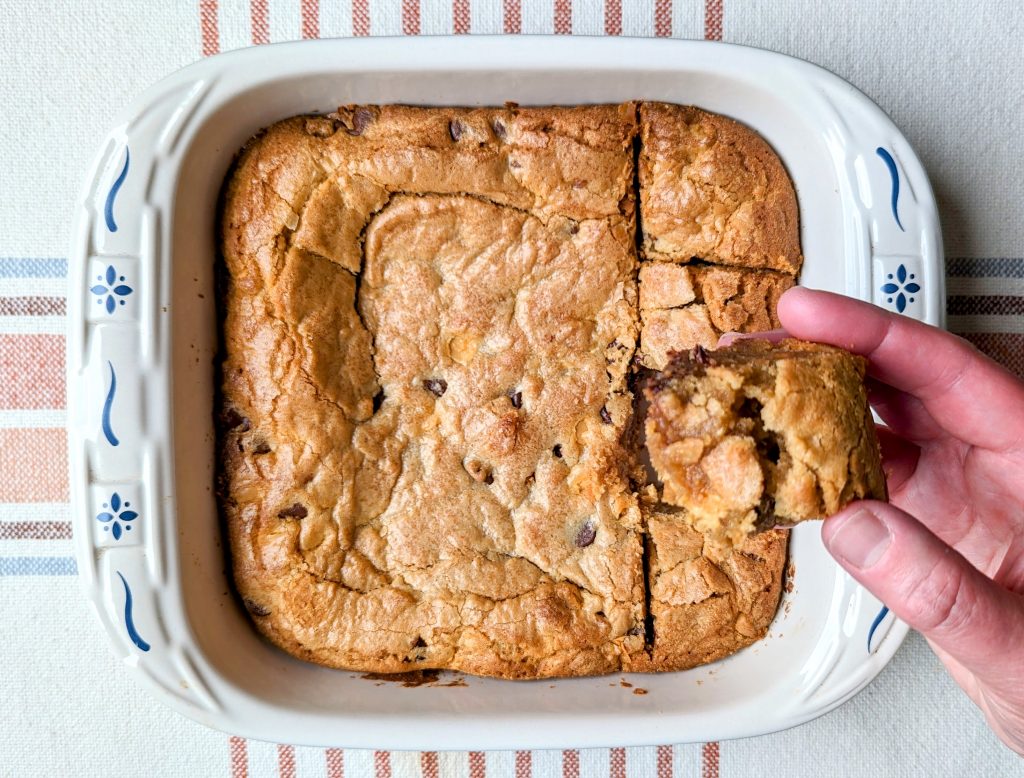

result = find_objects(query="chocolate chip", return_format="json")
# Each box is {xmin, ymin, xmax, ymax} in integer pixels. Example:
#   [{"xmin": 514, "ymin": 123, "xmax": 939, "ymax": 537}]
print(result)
[
  {"xmin": 552, "ymin": 444, "xmax": 562, "ymax": 458},
  {"xmin": 222, "ymin": 408, "xmax": 250, "ymax": 431},
  {"xmin": 277, "ymin": 503, "xmax": 308, "ymax": 519},
  {"xmin": 692, "ymin": 345, "xmax": 709, "ymax": 365},
  {"xmin": 509, "ymin": 159, "xmax": 521, "ymax": 169},
  {"xmin": 243, "ymin": 598, "xmax": 271, "ymax": 617},
  {"xmin": 253, "ymin": 441, "xmax": 271, "ymax": 455},
  {"xmin": 525, "ymin": 473, "xmax": 535, "ymax": 486},
  {"xmin": 349, "ymin": 108, "xmax": 373, "ymax": 135},
  {"xmin": 574, "ymin": 521, "xmax": 596, "ymax": 548},
  {"xmin": 509, "ymin": 390, "xmax": 522, "ymax": 409},
  {"xmin": 372, "ymin": 389, "xmax": 385, "ymax": 413},
  {"xmin": 568, "ymin": 223, "xmax": 580, "ymax": 235},
  {"xmin": 449, "ymin": 119, "xmax": 463, "ymax": 141},
  {"xmin": 423, "ymin": 378, "xmax": 447, "ymax": 397},
  {"xmin": 493, "ymin": 119, "xmax": 507, "ymax": 139},
  {"xmin": 600, "ymin": 406, "xmax": 612, "ymax": 424},
  {"xmin": 413, "ymin": 636, "xmax": 427, "ymax": 648}
]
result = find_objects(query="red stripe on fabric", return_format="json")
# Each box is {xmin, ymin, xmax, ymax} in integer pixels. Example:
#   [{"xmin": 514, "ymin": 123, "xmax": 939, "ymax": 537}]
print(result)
[
  {"xmin": 200, "ymin": 0, "xmax": 220, "ymax": 56},
  {"xmin": 0, "ymin": 522, "xmax": 72, "ymax": 540},
  {"xmin": 374, "ymin": 751, "xmax": 391, "ymax": 778},
  {"xmin": 402, "ymin": 0, "xmax": 420, "ymax": 35},
  {"xmin": 420, "ymin": 752, "xmax": 439, "ymax": 778},
  {"xmin": 250, "ymin": 0, "xmax": 269, "ymax": 44},
  {"xmin": 469, "ymin": 751, "xmax": 485, "ymax": 778},
  {"xmin": 515, "ymin": 750, "xmax": 532, "ymax": 778},
  {"xmin": 701, "ymin": 742, "xmax": 720, "ymax": 778},
  {"xmin": 454, "ymin": 0, "xmax": 471, "ymax": 33},
  {"xmin": 704, "ymin": 0, "xmax": 722, "ymax": 40},
  {"xmin": 503, "ymin": 0, "xmax": 521, "ymax": 33},
  {"xmin": 657, "ymin": 746, "xmax": 673, "ymax": 778},
  {"xmin": 554, "ymin": 0, "xmax": 572, "ymax": 34},
  {"xmin": 301, "ymin": 0, "xmax": 319, "ymax": 39},
  {"xmin": 604, "ymin": 0, "xmax": 621, "ymax": 35},
  {"xmin": 0, "ymin": 429, "xmax": 67, "ymax": 502},
  {"xmin": 959, "ymin": 332, "xmax": 1024, "ymax": 377},
  {"xmin": 229, "ymin": 737, "xmax": 248, "ymax": 778},
  {"xmin": 562, "ymin": 750, "xmax": 579, "ymax": 778},
  {"xmin": 610, "ymin": 747, "xmax": 626, "ymax": 778},
  {"xmin": 277, "ymin": 745, "xmax": 296, "ymax": 778},
  {"xmin": 352, "ymin": 0, "xmax": 370, "ymax": 35},
  {"xmin": 0, "ymin": 334, "xmax": 65, "ymax": 410},
  {"xmin": 326, "ymin": 748, "xmax": 344, "ymax": 778},
  {"xmin": 0, "ymin": 297, "xmax": 65, "ymax": 316},
  {"xmin": 654, "ymin": 0, "xmax": 672, "ymax": 36}
]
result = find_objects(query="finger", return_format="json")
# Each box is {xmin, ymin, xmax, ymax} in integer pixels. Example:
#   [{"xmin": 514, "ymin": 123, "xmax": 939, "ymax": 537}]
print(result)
[
  {"xmin": 717, "ymin": 329, "xmax": 789, "ymax": 347},
  {"xmin": 778, "ymin": 287, "xmax": 1024, "ymax": 452},
  {"xmin": 867, "ymin": 378, "xmax": 945, "ymax": 443},
  {"xmin": 822, "ymin": 500, "xmax": 1024, "ymax": 690},
  {"xmin": 876, "ymin": 426, "xmax": 920, "ymax": 494}
]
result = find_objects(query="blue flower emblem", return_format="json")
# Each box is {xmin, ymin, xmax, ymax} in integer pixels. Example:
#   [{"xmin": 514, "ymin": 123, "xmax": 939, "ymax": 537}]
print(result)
[
  {"xmin": 96, "ymin": 492, "xmax": 138, "ymax": 541},
  {"xmin": 880, "ymin": 264, "xmax": 920, "ymax": 314},
  {"xmin": 90, "ymin": 265, "xmax": 133, "ymax": 314}
]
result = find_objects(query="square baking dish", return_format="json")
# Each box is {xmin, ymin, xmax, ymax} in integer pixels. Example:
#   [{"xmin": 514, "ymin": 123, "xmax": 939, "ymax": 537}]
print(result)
[{"xmin": 68, "ymin": 36, "xmax": 942, "ymax": 750}]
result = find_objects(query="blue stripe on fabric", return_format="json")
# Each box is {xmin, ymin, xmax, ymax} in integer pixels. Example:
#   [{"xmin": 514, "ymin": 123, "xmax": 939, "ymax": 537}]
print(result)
[
  {"xmin": 0, "ymin": 258, "xmax": 68, "ymax": 278},
  {"xmin": 0, "ymin": 556, "xmax": 77, "ymax": 576},
  {"xmin": 947, "ymin": 258, "xmax": 1024, "ymax": 277}
]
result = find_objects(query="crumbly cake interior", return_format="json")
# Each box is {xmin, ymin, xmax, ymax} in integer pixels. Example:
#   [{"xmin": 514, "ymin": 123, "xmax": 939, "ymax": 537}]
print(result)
[
  {"xmin": 218, "ymin": 102, "xmax": 803, "ymax": 679},
  {"xmin": 643, "ymin": 340, "xmax": 888, "ymax": 549}
]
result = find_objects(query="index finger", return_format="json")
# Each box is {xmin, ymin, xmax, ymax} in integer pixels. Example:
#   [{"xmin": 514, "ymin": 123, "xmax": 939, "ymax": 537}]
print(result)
[{"xmin": 777, "ymin": 286, "xmax": 1024, "ymax": 452}]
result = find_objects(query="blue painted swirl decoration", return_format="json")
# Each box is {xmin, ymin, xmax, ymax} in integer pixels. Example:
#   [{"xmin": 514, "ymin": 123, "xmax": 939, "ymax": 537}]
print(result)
[
  {"xmin": 875, "ymin": 147, "xmax": 905, "ymax": 232},
  {"xmin": 101, "ymin": 360, "xmax": 119, "ymax": 446},
  {"xmin": 116, "ymin": 571, "xmax": 151, "ymax": 652},
  {"xmin": 104, "ymin": 147, "xmax": 130, "ymax": 233},
  {"xmin": 867, "ymin": 605, "xmax": 890, "ymax": 653}
]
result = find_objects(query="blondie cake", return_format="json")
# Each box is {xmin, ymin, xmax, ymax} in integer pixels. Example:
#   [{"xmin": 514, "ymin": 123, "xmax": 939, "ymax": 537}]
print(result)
[
  {"xmin": 218, "ymin": 102, "xmax": 807, "ymax": 679},
  {"xmin": 643, "ymin": 340, "xmax": 887, "ymax": 548}
]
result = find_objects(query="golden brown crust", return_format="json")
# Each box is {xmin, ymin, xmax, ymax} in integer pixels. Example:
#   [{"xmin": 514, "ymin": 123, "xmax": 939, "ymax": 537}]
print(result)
[
  {"xmin": 220, "ymin": 102, "xmax": 803, "ymax": 679},
  {"xmin": 639, "ymin": 103, "xmax": 802, "ymax": 273},
  {"xmin": 626, "ymin": 515, "xmax": 787, "ymax": 672},
  {"xmin": 643, "ymin": 339, "xmax": 887, "ymax": 548},
  {"xmin": 221, "ymin": 104, "xmax": 644, "ymax": 680},
  {"xmin": 638, "ymin": 262, "xmax": 794, "ymax": 369}
]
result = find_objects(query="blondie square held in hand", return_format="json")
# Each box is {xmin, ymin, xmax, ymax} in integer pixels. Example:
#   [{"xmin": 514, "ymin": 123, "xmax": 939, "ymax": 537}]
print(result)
[{"xmin": 642, "ymin": 339, "xmax": 887, "ymax": 548}]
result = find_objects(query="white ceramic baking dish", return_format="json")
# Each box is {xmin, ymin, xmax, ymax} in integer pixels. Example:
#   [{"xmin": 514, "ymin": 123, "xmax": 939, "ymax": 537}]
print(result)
[{"xmin": 68, "ymin": 36, "xmax": 943, "ymax": 750}]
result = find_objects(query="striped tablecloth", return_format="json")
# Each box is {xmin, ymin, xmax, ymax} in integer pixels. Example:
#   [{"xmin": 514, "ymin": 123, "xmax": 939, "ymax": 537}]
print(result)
[{"xmin": 3, "ymin": 1, "xmax": 1021, "ymax": 775}]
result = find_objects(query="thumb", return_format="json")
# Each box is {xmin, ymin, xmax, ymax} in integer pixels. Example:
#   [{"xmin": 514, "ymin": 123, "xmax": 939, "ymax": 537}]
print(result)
[{"xmin": 822, "ymin": 500, "xmax": 1024, "ymax": 688}]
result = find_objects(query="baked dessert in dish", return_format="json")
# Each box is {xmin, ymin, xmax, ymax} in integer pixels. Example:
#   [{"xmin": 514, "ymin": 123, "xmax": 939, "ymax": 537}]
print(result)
[
  {"xmin": 218, "ymin": 102, "xmax": 804, "ymax": 679},
  {"xmin": 638, "ymin": 102, "xmax": 802, "ymax": 273},
  {"xmin": 642, "ymin": 339, "xmax": 887, "ymax": 549},
  {"xmin": 637, "ymin": 262, "xmax": 794, "ymax": 370},
  {"xmin": 632, "ymin": 509, "xmax": 788, "ymax": 672}
]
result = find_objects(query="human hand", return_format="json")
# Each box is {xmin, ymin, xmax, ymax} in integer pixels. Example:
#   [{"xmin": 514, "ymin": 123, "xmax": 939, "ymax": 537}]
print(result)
[{"xmin": 769, "ymin": 286, "xmax": 1024, "ymax": 755}]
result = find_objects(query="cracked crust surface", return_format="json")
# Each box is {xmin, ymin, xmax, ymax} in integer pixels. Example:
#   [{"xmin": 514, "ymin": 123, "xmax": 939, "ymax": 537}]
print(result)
[
  {"xmin": 643, "ymin": 339, "xmax": 887, "ymax": 548},
  {"xmin": 627, "ymin": 512, "xmax": 787, "ymax": 672},
  {"xmin": 637, "ymin": 262, "xmax": 794, "ymax": 370},
  {"xmin": 220, "ymin": 103, "xmax": 802, "ymax": 679},
  {"xmin": 639, "ymin": 102, "xmax": 802, "ymax": 273},
  {"xmin": 220, "ymin": 104, "xmax": 644, "ymax": 679}
]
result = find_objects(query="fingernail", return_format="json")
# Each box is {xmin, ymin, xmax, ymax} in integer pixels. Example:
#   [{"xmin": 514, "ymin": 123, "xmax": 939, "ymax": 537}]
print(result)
[{"xmin": 825, "ymin": 508, "xmax": 892, "ymax": 569}]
